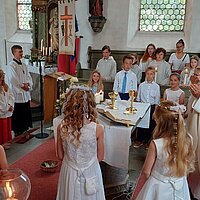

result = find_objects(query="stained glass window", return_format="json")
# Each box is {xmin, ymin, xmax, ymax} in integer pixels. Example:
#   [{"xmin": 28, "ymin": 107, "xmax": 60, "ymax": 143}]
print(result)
[
  {"xmin": 17, "ymin": 0, "xmax": 32, "ymax": 30},
  {"xmin": 139, "ymin": 0, "xmax": 186, "ymax": 32}
]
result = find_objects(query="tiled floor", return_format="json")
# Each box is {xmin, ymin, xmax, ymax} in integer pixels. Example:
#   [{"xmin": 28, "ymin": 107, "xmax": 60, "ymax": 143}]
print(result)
[{"xmin": 5, "ymin": 121, "xmax": 146, "ymax": 200}]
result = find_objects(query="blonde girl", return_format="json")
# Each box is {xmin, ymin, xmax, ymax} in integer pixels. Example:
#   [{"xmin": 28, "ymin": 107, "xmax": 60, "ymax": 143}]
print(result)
[
  {"xmin": 163, "ymin": 73, "xmax": 185, "ymax": 105},
  {"xmin": 56, "ymin": 85, "xmax": 105, "ymax": 200},
  {"xmin": 0, "ymin": 69, "xmax": 14, "ymax": 149},
  {"xmin": 180, "ymin": 55, "xmax": 200, "ymax": 85},
  {"xmin": 88, "ymin": 70, "xmax": 104, "ymax": 94},
  {"xmin": 132, "ymin": 101, "xmax": 194, "ymax": 200}
]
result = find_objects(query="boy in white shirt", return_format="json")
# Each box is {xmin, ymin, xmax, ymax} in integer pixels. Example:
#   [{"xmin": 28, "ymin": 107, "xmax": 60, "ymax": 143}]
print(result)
[
  {"xmin": 134, "ymin": 66, "xmax": 160, "ymax": 148},
  {"xmin": 96, "ymin": 45, "xmax": 117, "ymax": 81},
  {"xmin": 113, "ymin": 55, "xmax": 137, "ymax": 100}
]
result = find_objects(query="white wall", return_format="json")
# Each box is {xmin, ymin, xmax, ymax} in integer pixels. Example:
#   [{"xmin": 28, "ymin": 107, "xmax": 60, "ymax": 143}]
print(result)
[
  {"xmin": 76, "ymin": 0, "xmax": 200, "ymax": 69},
  {"xmin": 0, "ymin": 0, "xmax": 200, "ymax": 70}
]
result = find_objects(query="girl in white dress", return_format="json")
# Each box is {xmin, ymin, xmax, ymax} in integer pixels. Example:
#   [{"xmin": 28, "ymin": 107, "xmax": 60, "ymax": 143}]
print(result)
[
  {"xmin": 180, "ymin": 55, "xmax": 199, "ymax": 85},
  {"xmin": 163, "ymin": 73, "xmax": 185, "ymax": 105},
  {"xmin": 56, "ymin": 85, "xmax": 105, "ymax": 200},
  {"xmin": 132, "ymin": 101, "xmax": 194, "ymax": 200}
]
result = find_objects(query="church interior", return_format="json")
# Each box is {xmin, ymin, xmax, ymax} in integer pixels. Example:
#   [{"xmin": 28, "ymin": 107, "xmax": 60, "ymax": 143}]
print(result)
[{"xmin": 0, "ymin": 0, "xmax": 200, "ymax": 200}]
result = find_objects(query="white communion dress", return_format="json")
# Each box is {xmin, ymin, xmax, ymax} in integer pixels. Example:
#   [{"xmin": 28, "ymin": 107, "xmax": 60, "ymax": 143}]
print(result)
[
  {"xmin": 56, "ymin": 122, "xmax": 105, "ymax": 200},
  {"xmin": 136, "ymin": 138, "xmax": 190, "ymax": 200}
]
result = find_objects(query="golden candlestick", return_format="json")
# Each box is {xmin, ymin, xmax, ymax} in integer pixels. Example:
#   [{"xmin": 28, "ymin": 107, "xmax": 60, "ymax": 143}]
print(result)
[
  {"xmin": 124, "ymin": 90, "xmax": 137, "ymax": 114},
  {"xmin": 108, "ymin": 91, "xmax": 118, "ymax": 109}
]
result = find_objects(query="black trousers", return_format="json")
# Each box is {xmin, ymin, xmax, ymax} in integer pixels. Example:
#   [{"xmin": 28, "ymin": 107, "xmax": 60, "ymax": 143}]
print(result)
[
  {"xmin": 12, "ymin": 101, "xmax": 32, "ymax": 135},
  {"xmin": 136, "ymin": 105, "xmax": 156, "ymax": 144},
  {"xmin": 119, "ymin": 93, "xmax": 130, "ymax": 100}
]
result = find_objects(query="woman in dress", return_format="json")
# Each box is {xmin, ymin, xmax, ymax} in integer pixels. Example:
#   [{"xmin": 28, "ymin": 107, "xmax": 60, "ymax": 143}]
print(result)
[
  {"xmin": 187, "ymin": 74, "xmax": 200, "ymax": 200},
  {"xmin": 56, "ymin": 85, "xmax": 105, "ymax": 200},
  {"xmin": 168, "ymin": 39, "xmax": 190, "ymax": 73},
  {"xmin": 139, "ymin": 43, "xmax": 156, "ymax": 82},
  {"xmin": 132, "ymin": 101, "xmax": 194, "ymax": 200}
]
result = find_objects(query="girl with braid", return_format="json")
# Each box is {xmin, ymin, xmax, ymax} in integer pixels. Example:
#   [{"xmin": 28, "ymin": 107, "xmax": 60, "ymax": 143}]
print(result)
[
  {"xmin": 132, "ymin": 101, "xmax": 194, "ymax": 200},
  {"xmin": 56, "ymin": 85, "xmax": 105, "ymax": 200}
]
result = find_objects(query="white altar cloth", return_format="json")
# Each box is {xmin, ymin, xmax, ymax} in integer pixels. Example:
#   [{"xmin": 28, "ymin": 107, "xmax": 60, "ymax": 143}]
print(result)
[{"xmin": 97, "ymin": 101, "xmax": 150, "ymax": 128}]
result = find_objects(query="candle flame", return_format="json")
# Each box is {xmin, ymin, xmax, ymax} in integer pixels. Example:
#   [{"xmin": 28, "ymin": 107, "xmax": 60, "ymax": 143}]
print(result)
[{"xmin": 6, "ymin": 182, "xmax": 13, "ymax": 198}]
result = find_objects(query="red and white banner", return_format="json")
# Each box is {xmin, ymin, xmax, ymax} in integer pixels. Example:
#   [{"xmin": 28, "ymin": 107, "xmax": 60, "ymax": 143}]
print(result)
[{"xmin": 58, "ymin": 0, "xmax": 75, "ymax": 55}]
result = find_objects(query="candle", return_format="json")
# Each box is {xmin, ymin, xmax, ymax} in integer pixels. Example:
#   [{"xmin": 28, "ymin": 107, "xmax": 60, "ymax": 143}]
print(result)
[
  {"xmin": 95, "ymin": 93, "xmax": 101, "ymax": 104},
  {"xmin": 42, "ymin": 46, "xmax": 45, "ymax": 56},
  {"xmin": 6, "ymin": 182, "xmax": 18, "ymax": 200},
  {"xmin": 40, "ymin": 39, "xmax": 43, "ymax": 51},
  {"xmin": 49, "ymin": 47, "xmax": 51, "ymax": 56},
  {"xmin": 45, "ymin": 47, "xmax": 48, "ymax": 56},
  {"xmin": 50, "ymin": 38, "xmax": 53, "ymax": 50},
  {"xmin": 183, "ymin": 68, "xmax": 189, "ymax": 85},
  {"xmin": 154, "ymin": 67, "xmax": 158, "ymax": 82},
  {"xmin": 99, "ymin": 90, "xmax": 104, "ymax": 101}
]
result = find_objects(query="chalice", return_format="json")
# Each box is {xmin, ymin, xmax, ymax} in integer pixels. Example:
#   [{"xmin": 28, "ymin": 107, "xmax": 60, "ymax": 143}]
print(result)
[
  {"xmin": 124, "ymin": 90, "xmax": 137, "ymax": 114},
  {"xmin": 108, "ymin": 91, "xmax": 118, "ymax": 109}
]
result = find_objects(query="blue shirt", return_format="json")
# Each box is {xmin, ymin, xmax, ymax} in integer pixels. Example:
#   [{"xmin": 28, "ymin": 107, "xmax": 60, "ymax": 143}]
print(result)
[{"xmin": 113, "ymin": 69, "xmax": 137, "ymax": 93}]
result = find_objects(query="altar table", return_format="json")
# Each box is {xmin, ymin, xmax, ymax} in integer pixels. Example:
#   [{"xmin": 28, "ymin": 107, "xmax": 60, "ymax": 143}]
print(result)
[{"xmin": 53, "ymin": 101, "xmax": 150, "ymax": 169}]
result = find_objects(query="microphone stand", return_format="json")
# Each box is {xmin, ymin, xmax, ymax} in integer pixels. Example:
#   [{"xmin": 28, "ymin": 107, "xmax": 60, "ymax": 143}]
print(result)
[{"xmin": 35, "ymin": 60, "xmax": 49, "ymax": 139}]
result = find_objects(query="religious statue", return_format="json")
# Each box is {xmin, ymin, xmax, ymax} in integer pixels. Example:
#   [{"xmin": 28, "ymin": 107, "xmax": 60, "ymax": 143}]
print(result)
[
  {"xmin": 49, "ymin": 6, "xmax": 59, "ymax": 51},
  {"xmin": 89, "ymin": 0, "xmax": 103, "ymax": 16}
]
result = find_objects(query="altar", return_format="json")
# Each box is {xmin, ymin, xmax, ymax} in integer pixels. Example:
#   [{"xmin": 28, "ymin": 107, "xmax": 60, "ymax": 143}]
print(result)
[{"xmin": 53, "ymin": 101, "xmax": 150, "ymax": 169}]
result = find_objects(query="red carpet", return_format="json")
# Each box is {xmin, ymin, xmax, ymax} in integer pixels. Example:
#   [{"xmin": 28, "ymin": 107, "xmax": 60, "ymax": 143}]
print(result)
[{"xmin": 10, "ymin": 139, "xmax": 60, "ymax": 200}]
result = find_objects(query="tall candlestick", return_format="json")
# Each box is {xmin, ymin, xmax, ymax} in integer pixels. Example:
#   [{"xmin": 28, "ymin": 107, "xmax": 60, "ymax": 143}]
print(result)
[
  {"xmin": 40, "ymin": 39, "xmax": 43, "ymax": 51},
  {"xmin": 154, "ymin": 67, "xmax": 158, "ymax": 83},
  {"xmin": 183, "ymin": 68, "xmax": 189, "ymax": 85}
]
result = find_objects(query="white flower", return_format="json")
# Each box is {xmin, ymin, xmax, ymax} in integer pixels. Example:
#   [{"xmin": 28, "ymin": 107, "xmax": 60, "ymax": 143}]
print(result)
[{"xmin": 70, "ymin": 77, "xmax": 78, "ymax": 83}]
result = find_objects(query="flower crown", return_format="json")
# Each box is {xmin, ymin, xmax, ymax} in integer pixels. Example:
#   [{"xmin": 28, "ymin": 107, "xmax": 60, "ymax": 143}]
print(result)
[
  {"xmin": 70, "ymin": 84, "xmax": 92, "ymax": 91},
  {"xmin": 159, "ymin": 104, "xmax": 186, "ymax": 113}
]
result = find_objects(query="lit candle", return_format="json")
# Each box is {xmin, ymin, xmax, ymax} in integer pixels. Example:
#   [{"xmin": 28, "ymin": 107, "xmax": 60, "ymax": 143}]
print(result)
[
  {"xmin": 154, "ymin": 67, "xmax": 158, "ymax": 82},
  {"xmin": 40, "ymin": 39, "xmax": 43, "ymax": 51},
  {"xmin": 6, "ymin": 182, "xmax": 18, "ymax": 200},
  {"xmin": 95, "ymin": 93, "xmax": 101, "ymax": 104},
  {"xmin": 99, "ymin": 90, "xmax": 104, "ymax": 101},
  {"xmin": 183, "ymin": 68, "xmax": 189, "ymax": 85}
]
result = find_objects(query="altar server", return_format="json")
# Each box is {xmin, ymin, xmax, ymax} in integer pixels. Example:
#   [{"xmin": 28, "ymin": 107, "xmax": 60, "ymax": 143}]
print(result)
[
  {"xmin": 6, "ymin": 45, "xmax": 33, "ymax": 136},
  {"xmin": 0, "ymin": 69, "xmax": 14, "ymax": 149},
  {"xmin": 113, "ymin": 55, "xmax": 137, "ymax": 100}
]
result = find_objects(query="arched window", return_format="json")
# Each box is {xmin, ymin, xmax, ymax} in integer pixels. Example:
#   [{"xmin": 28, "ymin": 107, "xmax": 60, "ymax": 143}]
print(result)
[
  {"xmin": 139, "ymin": 0, "xmax": 187, "ymax": 32},
  {"xmin": 17, "ymin": 0, "xmax": 32, "ymax": 30}
]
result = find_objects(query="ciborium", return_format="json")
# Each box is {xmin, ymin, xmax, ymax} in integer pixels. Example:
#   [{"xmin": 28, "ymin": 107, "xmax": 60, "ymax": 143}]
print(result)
[
  {"xmin": 124, "ymin": 90, "xmax": 137, "ymax": 114},
  {"xmin": 108, "ymin": 91, "xmax": 118, "ymax": 109}
]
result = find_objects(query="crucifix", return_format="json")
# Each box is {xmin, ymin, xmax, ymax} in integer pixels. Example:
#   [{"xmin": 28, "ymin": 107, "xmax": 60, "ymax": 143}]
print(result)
[{"xmin": 60, "ymin": 6, "xmax": 73, "ymax": 46}]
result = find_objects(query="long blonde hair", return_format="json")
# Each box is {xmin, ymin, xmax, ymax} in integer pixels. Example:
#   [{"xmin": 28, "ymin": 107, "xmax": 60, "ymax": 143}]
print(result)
[
  {"xmin": 153, "ymin": 101, "xmax": 195, "ymax": 177},
  {"xmin": 61, "ymin": 87, "xmax": 97, "ymax": 146},
  {"xmin": 0, "ymin": 69, "xmax": 8, "ymax": 92},
  {"xmin": 88, "ymin": 70, "xmax": 103, "ymax": 93}
]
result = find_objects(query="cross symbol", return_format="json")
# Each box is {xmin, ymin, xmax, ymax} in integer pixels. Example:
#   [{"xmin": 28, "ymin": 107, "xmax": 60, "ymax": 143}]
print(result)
[{"xmin": 60, "ymin": 6, "xmax": 73, "ymax": 46}]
